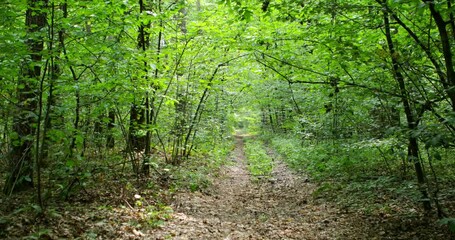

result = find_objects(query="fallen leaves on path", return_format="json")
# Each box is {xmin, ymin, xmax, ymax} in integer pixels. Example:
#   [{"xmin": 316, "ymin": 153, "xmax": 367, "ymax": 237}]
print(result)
[
  {"xmin": 1, "ymin": 135, "xmax": 451, "ymax": 239},
  {"xmin": 151, "ymin": 136, "xmax": 357, "ymax": 239},
  {"xmin": 150, "ymin": 136, "xmax": 451, "ymax": 239}
]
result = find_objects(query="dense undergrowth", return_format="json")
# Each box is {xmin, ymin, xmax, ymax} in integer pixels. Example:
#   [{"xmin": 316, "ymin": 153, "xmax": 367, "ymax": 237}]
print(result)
[
  {"xmin": 0, "ymin": 138, "xmax": 235, "ymax": 239},
  {"xmin": 169, "ymin": 138, "xmax": 234, "ymax": 192},
  {"xmin": 264, "ymin": 133, "xmax": 455, "ymax": 232}
]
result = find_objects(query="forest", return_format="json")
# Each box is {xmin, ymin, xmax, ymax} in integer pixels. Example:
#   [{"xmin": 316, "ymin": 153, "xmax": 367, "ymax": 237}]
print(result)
[{"xmin": 1, "ymin": 0, "xmax": 455, "ymax": 239}]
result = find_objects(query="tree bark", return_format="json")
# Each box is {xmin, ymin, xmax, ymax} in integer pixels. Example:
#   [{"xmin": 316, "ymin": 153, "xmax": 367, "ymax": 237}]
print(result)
[
  {"xmin": 4, "ymin": 0, "xmax": 48, "ymax": 195},
  {"xmin": 382, "ymin": 3, "xmax": 431, "ymax": 211},
  {"xmin": 106, "ymin": 109, "xmax": 115, "ymax": 148},
  {"xmin": 425, "ymin": 0, "xmax": 455, "ymax": 111}
]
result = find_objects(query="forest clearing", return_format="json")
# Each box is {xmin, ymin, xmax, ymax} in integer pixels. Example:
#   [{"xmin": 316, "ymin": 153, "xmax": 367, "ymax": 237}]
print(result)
[{"xmin": 1, "ymin": 0, "xmax": 455, "ymax": 239}]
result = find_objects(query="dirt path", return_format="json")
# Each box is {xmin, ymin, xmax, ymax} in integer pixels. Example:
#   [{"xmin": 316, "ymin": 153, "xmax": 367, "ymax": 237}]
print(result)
[
  {"xmin": 151, "ymin": 135, "xmax": 351, "ymax": 240},
  {"xmin": 1, "ymin": 135, "xmax": 450, "ymax": 239}
]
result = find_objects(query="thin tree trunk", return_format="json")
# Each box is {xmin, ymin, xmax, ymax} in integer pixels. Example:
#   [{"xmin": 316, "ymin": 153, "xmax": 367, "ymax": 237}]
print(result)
[
  {"xmin": 56, "ymin": 0, "xmax": 83, "ymax": 155},
  {"xmin": 106, "ymin": 109, "xmax": 115, "ymax": 148},
  {"xmin": 382, "ymin": 3, "xmax": 431, "ymax": 211},
  {"xmin": 426, "ymin": 0, "xmax": 455, "ymax": 111},
  {"xmin": 128, "ymin": 0, "xmax": 149, "ymax": 158}
]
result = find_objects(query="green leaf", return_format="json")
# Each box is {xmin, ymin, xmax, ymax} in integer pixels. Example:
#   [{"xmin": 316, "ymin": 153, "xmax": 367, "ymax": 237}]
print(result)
[
  {"xmin": 31, "ymin": 204, "xmax": 42, "ymax": 213},
  {"xmin": 66, "ymin": 160, "xmax": 75, "ymax": 168},
  {"xmin": 24, "ymin": 175, "xmax": 32, "ymax": 182},
  {"xmin": 439, "ymin": 218, "xmax": 455, "ymax": 232},
  {"xmin": 433, "ymin": 152, "xmax": 442, "ymax": 161}
]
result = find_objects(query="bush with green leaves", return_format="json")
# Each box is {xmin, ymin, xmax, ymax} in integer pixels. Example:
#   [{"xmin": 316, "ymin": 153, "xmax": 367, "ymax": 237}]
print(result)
[
  {"xmin": 269, "ymin": 134, "xmax": 408, "ymax": 181},
  {"xmin": 169, "ymin": 139, "xmax": 234, "ymax": 192}
]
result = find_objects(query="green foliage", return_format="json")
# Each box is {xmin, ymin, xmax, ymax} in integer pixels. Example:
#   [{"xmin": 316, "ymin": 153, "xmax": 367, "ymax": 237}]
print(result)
[
  {"xmin": 269, "ymin": 135, "xmax": 408, "ymax": 181},
  {"xmin": 24, "ymin": 229, "xmax": 51, "ymax": 240},
  {"xmin": 133, "ymin": 194, "xmax": 173, "ymax": 228},
  {"xmin": 175, "ymin": 169, "xmax": 212, "ymax": 192},
  {"xmin": 244, "ymin": 138, "xmax": 273, "ymax": 179},
  {"xmin": 439, "ymin": 218, "xmax": 455, "ymax": 233},
  {"xmin": 1, "ymin": 0, "xmax": 455, "ymax": 234},
  {"xmin": 170, "ymin": 138, "xmax": 234, "ymax": 192},
  {"xmin": 267, "ymin": 130, "xmax": 455, "ymax": 216},
  {"xmin": 144, "ymin": 203, "xmax": 174, "ymax": 228},
  {"xmin": 234, "ymin": 108, "xmax": 261, "ymax": 134}
]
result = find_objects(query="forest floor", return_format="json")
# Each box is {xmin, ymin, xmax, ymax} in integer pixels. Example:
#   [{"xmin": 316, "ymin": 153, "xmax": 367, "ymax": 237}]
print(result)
[
  {"xmin": 150, "ymin": 134, "xmax": 351, "ymax": 239},
  {"xmin": 149, "ymin": 135, "xmax": 450, "ymax": 240},
  {"xmin": 0, "ymin": 135, "xmax": 452, "ymax": 239}
]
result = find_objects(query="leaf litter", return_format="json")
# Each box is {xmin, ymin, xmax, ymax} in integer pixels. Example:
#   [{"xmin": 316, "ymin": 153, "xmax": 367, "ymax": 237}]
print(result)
[
  {"xmin": 150, "ymin": 136, "xmax": 452, "ymax": 239},
  {"xmin": 0, "ymin": 135, "xmax": 452, "ymax": 239}
]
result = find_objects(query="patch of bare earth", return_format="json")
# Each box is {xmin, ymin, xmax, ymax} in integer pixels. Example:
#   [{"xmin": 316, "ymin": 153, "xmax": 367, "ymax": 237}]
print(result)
[{"xmin": 151, "ymin": 136, "xmax": 360, "ymax": 239}]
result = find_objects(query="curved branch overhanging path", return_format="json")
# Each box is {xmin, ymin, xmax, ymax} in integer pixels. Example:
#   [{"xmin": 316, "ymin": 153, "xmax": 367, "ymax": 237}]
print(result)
[{"xmin": 152, "ymin": 135, "xmax": 353, "ymax": 240}]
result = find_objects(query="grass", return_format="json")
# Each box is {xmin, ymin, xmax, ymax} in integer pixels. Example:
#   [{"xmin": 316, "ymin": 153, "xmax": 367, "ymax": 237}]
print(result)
[{"xmin": 243, "ymin": 137, "xmax": 273, "ymax": 180}]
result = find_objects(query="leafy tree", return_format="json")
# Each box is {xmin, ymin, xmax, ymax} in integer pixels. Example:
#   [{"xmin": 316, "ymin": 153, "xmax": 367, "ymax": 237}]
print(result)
[{"xmin": 4, "ymin": 0, "xmax": 48, "ymax": 195}]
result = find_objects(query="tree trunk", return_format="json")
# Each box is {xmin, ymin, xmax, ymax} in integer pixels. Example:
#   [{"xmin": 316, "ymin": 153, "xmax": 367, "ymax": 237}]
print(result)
[
  {"xmin": 106, "ymin": 109, "xmax": 115, "ymax": 149},
  {"xmin": 426, "ymin": 0, "xmax": 455, "ymax": 111},
  {"xmin": 382, "ymin": 3, "xmax": 431, "ymax": 211},
  {"xmin": 128, "ymin": 105, "xmax": 146, "ymax": 152},
  {"xmin": 4, "ymin": 0, "xmax": 48, "ymax": 195}
]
